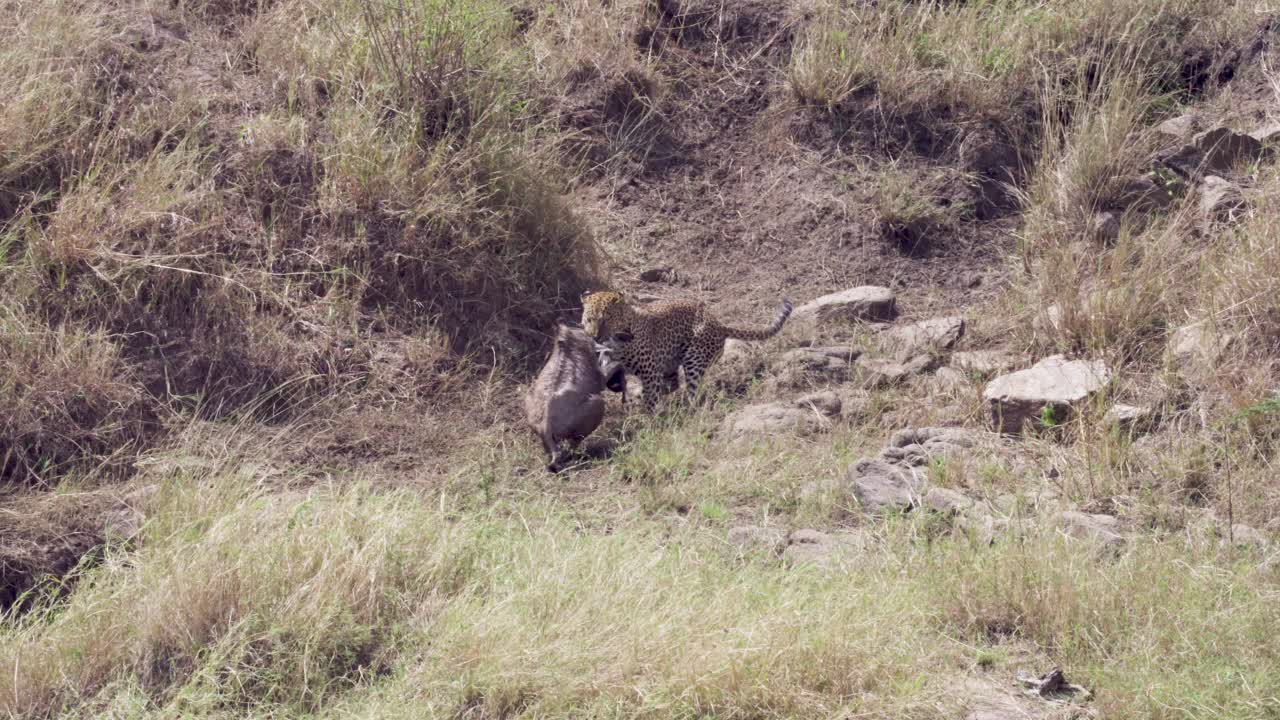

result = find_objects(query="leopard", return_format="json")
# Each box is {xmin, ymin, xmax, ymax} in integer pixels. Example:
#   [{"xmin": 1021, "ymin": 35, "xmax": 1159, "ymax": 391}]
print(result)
[{"xmin": 580, "ymin": 289, "xmax": 793, "ymax": 412}]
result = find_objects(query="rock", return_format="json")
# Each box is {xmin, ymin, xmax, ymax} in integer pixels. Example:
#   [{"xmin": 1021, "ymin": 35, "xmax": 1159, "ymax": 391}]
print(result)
[
  {"xmin": 794, "ymin": 390, "xmax": 842, "ymax": 417},
  {"xmin": 880, "ymin": 316, "xmax": 965, "ymax": 361},
  {"xmin": 838, "ymin": 389, "xmax": 873, "ymax": 422},
  {"xmin": 846, "ymin": 458, "xmax": 925, "ymax": 514},
  {"xmin": 727, "ymin": 526, "xmax": 788, "ymax": 555},
  {"xmin": 638, "ymin": 267, "xmax": 676, "ymax": 283},
  {"xmin": 983, "ymin": 355, "xmax": 1111, "ymax": 435},
  {"xmin": 1157, "ymin": 113, "xmax": 1201, "ymax": 140},
  {"xmin": 1249, "ymin": 122, "xmax": 1280, "ymax": 144},
  {"xmin": 721, "ymin": 394, "xmax": 841, "ymax": 439},
  {"xmin": 1054, "ymin": 510, "xmax": 1126, "ymax": 549},
  {"xmin": 1158, "ymin": 126, "xmax": 1266, "ymax": 178},
  {"xmin": 720, "ymin": 338, "xmax": 756, "ymax": 365},
  {"xmin": 793, "ymin": 286, "xmax": 897, "ymax": 325},
  {"xmin": 1199, "ymin": 175, "xmax": 1246, "ymax": 229},
  {"xmin": 801, "ymin": 345, "xmax": 861, "ymax": 362},
  {"xmin": 924, "ymin": 487, "xmax": 975, "ymax": 516},
  {"xmin": 768, "ymin": 346, "xmax": 858, "ymax": 390},
  {"xmin": 880, "ymin": 427, "xmax": 979, "ymax": 467},
  {"xmin": 1115, "ymin": 173, "xmax": 1173, "ymax": 211},
  {"xmin": 888, "ymin": 426, "xmax": 978, "ymax": 453},
  {"xmin": 711, "ymin": 339, "xmax": 767, "ymax": 396},
  {"xmin": 783, "ymin": 528, "xmax": 868, "ymax": 566},
  {"xmin": 1104, "ymin": 403, "xmax": 1155, "ymax": 433},
  {"xmin": 1168, "ymin": 320, "xmax": 1232, "ymax": 378},
  {"xmin": 1090, "ymin": 210, "xmax": 1121, "ymax": 243},
  {"xmin": 857, "ymin": 354, "xmax": 933, "ymax": 388},
  {"xmin": 931, "ymin": 366, "xmax": 967, "ymax": 392},
  {"xmin": 1224, "ymin": 524, "xmax": 1269, "ymax": 550},
  {"xmin": 1193, "ymin": 127, "xmax": 1264, "ymax": 173},
  {"xmin": 951, "ymin": 350, "xmax": 1019, "ymax": 376},
  {"xmin": 962, "ymin": 678, "xmax": 1056, "ymax": 720}
]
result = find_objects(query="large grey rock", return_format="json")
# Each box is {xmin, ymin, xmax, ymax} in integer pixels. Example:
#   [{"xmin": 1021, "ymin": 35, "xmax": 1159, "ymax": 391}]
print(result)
[
  {"xmin": 951, "ymin": 349, "xmax": 1019, "ymax": 376},
  {"xmin": 880, "ymin": 316, "xmax": 965, "ymax": 361},
  {"xmin": 983, "ymin": 355, "xmax": 1111, "ymax": 434},
  {"xmin": 794, "ymin": 286, "xmax": 897, "ymax": 325},
  {"xmin": 721, "ymin": 392, "xmax": 841, "ymax": 439},
  {"xmin": 846, "ymin": 458, "xmax": 925, "ymax": 513},
  {"xmin": 857, "ymin": 354, "xmax": 933, "ymax": 388},
  {"xmin": 1054, "ymin": 510, "xmax": 1126, "ymax": 549}
]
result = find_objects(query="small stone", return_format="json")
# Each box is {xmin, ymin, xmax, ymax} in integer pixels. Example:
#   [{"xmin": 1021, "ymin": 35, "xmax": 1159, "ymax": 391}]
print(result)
[
  {"xmin": 722, "ymin": 402, "xmax": 835, "ymax": 440},
  {"xmin": 951, "ymin": 350, "xmax": 1018, "ymax": 376},
  {"xmin": 727, "ymin": 526, "xmax": 787, "ymax": 555},
  {"xmin": 1104, "ymin": 403, "xmax": 1154, "ymax": 433},
  {"xmin": 1054, "ymin": 510, "xmax": 1126, "ymax": 549},
  {"xmin": 638, "ymin": 267, "xmax": 675, "ymax": 283},
  {"xmin": 720, "ymin": 338, "xmax": 756, "ymax": 365},
  {"xmin": 1115, "ymin": 173, "xmax": 1172, "ymax": 211},
  {"xmin": 1199, "ymin": 175, "xmax": 1246, "ymax": 229},
  {"xmin": 1156, "ymin": 113, "xmax": 1200, "ymax": 140},
  {"xmin": 847, "ymin": 458, "xmax": 925, "ymax": 513},
  {"xmin": 983, "ymin": 355, "xmax": 1111, "ymax": 435},
  {"xmin": 794, "ymin": 390, "xmax": 842, "ymax": 417},
  {"xmin": 857, "ymin": 354, "xmax": 933, "ymax": 388},
  {"xmin": 1168, "ymin": 320, "xmax": 1233, "ymax": 378},
  {"xmin": 783, "ymin": 528, "xmax": 868, "ymax": 566},
  {"xmin": 1091, "ymin": 210, "xmax": 1121, "ymax": 243},
  {"xmin": 924, "ymin": 487, "xmax": 975, "ymax": 516},
  {"xmin": 880, "ymin": 316, "xmax": 965, "ymax": 361},
  {"xmin": 931, "ymin": 366, "xmax": 966, "ymax": 391},
  {"xmin": 793, "ymin": 286, "xmax": 897, "ymax": 325},
  {"xmin": 1225, "ymin": 524, "xmax": 1269, "ymax": 549}
]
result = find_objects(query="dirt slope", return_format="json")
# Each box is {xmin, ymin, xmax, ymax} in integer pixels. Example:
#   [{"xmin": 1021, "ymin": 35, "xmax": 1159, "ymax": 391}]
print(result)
[{"xmin": 576, "ymin": 0, "xmax": 1012, "ymax": 326}]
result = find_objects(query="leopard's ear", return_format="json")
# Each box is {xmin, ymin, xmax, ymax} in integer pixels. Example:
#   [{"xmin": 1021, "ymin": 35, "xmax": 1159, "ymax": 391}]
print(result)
[{"xmin": 580, "ymin": 289, "xmax": 593, "ymax": 300}]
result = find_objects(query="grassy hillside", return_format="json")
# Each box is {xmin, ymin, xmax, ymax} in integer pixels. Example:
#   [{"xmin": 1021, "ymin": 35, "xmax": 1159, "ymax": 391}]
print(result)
[{"xmin": 3, "ymin": 0, "xmax": 1280, "ymax": 718}]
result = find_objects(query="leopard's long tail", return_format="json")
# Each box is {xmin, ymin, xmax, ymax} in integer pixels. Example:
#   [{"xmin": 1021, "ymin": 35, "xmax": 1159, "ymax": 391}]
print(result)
[{"xmin": 722, "ymin": 298, "xmax": 793, "ymax": 341}]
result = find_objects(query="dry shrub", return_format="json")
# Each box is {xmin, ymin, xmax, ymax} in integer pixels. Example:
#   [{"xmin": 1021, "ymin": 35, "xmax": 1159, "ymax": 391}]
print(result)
[
  {"xmin": 0, "ymin": 309, "xmax": 150, "ymax": 483},
  {"xmin": 0, "ymin": 0, "xmax": 603, "ymax": 478}
]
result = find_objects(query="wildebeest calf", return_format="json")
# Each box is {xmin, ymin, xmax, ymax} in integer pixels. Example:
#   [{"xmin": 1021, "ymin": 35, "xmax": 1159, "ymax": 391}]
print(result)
[{"xmin": 525, "ymin": 324, "xmax": 620, "ymax": 472}]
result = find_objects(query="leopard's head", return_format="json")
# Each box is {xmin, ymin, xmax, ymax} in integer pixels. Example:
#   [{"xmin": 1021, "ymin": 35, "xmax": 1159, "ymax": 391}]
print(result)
[{"xmin": 580, "ymin": 290, "xmax": 634, "ymax": 343}]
